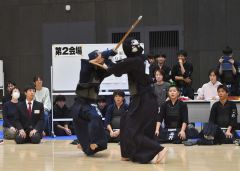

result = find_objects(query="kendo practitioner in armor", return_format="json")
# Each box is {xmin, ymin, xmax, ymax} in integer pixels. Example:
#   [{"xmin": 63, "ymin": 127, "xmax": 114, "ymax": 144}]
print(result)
[
  {"xmin": 71, "ymin": 49, "xmax": 117, "ymax": 156},
  {"xmin": 198, "ymin": 84, "xmax": 239, "ymax": 145},
  {"xmin": 93, "ymin": 38, "xmax": 168, "ymax": 164},
  {"xmin": 155, "ymin": 85, "xmax": 198, "ymax": 144}
]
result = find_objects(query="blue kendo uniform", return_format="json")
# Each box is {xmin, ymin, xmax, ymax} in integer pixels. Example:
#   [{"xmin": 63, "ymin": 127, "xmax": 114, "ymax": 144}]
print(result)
[{"xmin": 71, "ymin": 49, "xmax": 117, "ymax": 155}]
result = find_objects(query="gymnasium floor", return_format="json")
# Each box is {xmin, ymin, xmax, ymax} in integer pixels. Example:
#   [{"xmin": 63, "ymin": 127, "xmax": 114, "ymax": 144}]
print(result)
[{"xmin": 0, "ymin": 140, "xmax": 240, "ymax": 171}]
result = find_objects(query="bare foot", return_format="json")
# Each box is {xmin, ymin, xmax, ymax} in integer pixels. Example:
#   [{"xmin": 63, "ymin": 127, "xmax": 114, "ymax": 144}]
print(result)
[
  {"xmin": 121, "ymin": 157, "xmax": 130, "ymax": 161},
  {"xmin": 77, "ymin": 144, "xmax": 82, "ymax": 151},
  {"xmin": 90, "ymin": 143, "xmax": 98, "ymax": 150},
  {"xmin": 156, "ymin": 148, "xmax": 168, "ymax": 164},
  {"xmin": 150, "ymin": 154, "xmax": 159, "ymax": 164}
]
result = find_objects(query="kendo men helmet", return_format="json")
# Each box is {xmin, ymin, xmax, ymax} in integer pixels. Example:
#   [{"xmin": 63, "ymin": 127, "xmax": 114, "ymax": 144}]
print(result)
[{"xmin": 123, "ymin": 37, "xmax": 143, "ymax": 57}]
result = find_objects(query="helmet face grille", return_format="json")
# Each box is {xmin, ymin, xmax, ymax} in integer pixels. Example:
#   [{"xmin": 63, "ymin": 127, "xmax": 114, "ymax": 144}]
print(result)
[{"xmin": 123, "ymin": 38, "xmax": 143, "ymax": 57}]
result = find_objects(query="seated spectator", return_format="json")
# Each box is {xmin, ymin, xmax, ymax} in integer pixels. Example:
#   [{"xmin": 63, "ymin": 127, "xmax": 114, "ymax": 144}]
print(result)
[
  {"xmin": 104, "ymin": 90, "xmax": 128, "ymax": 143},
  {"xmin": 153, "ymin": 69, "xmax": 170, "ymax": 109},
  {"xmin": 147, "ymin": 54, "xmax": 156, "ymax": 80},
  {"xmin": 171, "ymin": 50, "xmax": 194, "ymax": 99},
  {"xmin": 2, "ymin": 81, "xmax": 16, "ymax": 104},
  {"xmin": 147, "ymin": 54, "xmax": 155, "ymax": 65},
  {"xmin": 53, "ymin": 95, "xmax": 73, "ymax": 136},
  {"xmin": 150, "ymin": 54, "xmax": 171, "ymax": 82},
  {"xmin": 218, "ymin": 46, "xmax": 239, "ymax": 96},
  {"xmin": 97, "ymin": 96, "xmax": 108, "ymax": 118},
  {"xmin": 197, "ymin": 69, "xmax": 222, "ymax": 100},
  {"xmin": 33, "ymin": 75, "xmax": 51, "ymax": 135},
  {"xmin": 155, "ymin": 85, "xmax": 198, "ymax": 143},
  {"xmin": 14, "ymin": 84, "xmax": 44, "ymax": 144},
  {"xmin": 2, "ymin": 81, "xmax": 24, "ymax": 104},
  {"xmin": 198, "ymin": 85, "xmax": 239, "ymax": 145},
  {"xmin": 2, "ymin": 87, "xmax": 20, "ymax": 139}
]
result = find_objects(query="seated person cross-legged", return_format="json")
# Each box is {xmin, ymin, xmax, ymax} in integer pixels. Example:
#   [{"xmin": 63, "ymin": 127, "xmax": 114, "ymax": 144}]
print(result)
[
  {"xmin": 14, "ymin": 84, "xmax": 44, "ymax": 144},
  {"xmin": 104, "ymin": 90, "xmax": 128, "ymax": 143},
  {"xmin": 198, "ymin": 84, "xmax": 239, "ymax": 145},
  {"xmin": 155, "ymin": 85, "xmax": 198, "ymax": 144},
  {"xmin": 53, "ymin": 95, "xmax": 74, "ymax": 136}
]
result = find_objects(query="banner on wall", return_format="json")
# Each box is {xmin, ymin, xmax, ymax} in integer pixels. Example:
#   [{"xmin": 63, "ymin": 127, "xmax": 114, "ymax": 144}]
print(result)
[{"xmin": 52, "ymin": 44, "xmax": 129, "ymax": 92}]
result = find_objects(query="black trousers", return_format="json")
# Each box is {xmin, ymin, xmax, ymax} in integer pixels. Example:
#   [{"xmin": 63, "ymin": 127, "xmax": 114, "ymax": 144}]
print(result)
[
  {"xmin": 181, "ymin": 85, "xmax": 194, "ymax": 100},
  {"xmin": 157, "ymin": 128, "xmax": 199, "ymax": 143},
  {"xmin": 54, "ymin": 125, "xmax": 75, "ymax": 136},
  {"xmin": 72, "ymin": 100, "xmax": 107, "ymax": 156},
  {"xmin": 15, "ymin": 130, "xmax": 41, "ymax": 144},
  {"xmin": 199, "ymin": 126, "xmax": 239, "ymax": 144},
  {"xmin": 120, "ymin": 92, "xmax": 164, "ymax": 163}
]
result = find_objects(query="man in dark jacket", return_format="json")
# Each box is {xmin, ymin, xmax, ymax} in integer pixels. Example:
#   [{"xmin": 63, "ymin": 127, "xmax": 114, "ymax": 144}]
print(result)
[{"xmin": 14, "ymin": 84, "xmax": 44, "ymax": 144}]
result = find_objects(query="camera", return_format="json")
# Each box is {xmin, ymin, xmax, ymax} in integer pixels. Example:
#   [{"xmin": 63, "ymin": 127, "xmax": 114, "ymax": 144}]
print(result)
[{"xmin": 222, "ymin": 55, "xmax": 232, "ymax": 70}]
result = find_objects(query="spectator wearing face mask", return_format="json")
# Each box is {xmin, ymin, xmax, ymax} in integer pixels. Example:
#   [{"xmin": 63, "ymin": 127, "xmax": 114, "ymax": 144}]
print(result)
[
  {"xmin": 2, "ymin": 81, "xmax": 25, "ymax": 105},
  {"xmin": 2, "ymin": 87, "xmax": 21, "ymax": 139}
]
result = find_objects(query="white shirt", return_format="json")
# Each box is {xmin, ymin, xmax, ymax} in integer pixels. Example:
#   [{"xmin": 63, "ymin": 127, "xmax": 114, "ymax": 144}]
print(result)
[
  {"xmin": 35, "ymin": 87, "xmax": 51, "ymax": 111},
  {"xmin": 197, "ymin": 81, "xmax": 222, "ymax": 100},
  {"xmin": 26, "ymin": 99, "xmax": 34, "ymax": 110}
]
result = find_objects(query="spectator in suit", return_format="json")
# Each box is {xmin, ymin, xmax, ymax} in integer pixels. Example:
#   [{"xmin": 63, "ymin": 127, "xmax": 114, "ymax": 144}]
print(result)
[
  {"xmin": 14, "ymin": 84, "xmax": 44, "ymax": 144},
  {"xmin": 2, "ymin": 87, "xmax": 20, "ymax": 139}
]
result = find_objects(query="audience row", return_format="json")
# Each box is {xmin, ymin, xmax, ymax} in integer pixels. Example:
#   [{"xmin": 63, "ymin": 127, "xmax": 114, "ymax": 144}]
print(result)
[{"xmin": 148, "ymin": 46, "xmax": 240, "ymax": 99}]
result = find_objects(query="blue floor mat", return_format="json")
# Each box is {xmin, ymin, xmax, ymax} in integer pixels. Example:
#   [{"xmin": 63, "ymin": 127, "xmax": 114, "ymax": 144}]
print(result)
[
  {"xmin": 1, "ymin": 119, "xmax": 240, "ymax": 139},
  {"xmin": 0, "ymin": 131, "xmax": 3, "ymax": 139},
  {"xmin": 43, "ymin": 135, "xmax": 77, "ymax": 140}
]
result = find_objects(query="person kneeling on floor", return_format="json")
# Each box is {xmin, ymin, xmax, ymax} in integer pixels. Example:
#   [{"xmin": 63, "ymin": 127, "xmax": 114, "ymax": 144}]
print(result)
[
  {"xmin": 104, "ymin": 90, "xmax": 128, "ymax": 143},
  {"xmin": 155, "ymin": 85, "xmax": 199, "ymax": 144},
  {"xmin": 14, "ymin": 84, "xmax": 44, "ymax": 144},
  {"xmin": 198, "ymin": 84, "xmax": 239, "ymax": 145}
]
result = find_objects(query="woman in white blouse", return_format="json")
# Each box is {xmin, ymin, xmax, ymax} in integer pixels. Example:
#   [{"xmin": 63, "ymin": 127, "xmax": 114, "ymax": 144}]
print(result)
[{"xmin": 197, "ymin": 69, "xmax": 222, "ymax": 100}]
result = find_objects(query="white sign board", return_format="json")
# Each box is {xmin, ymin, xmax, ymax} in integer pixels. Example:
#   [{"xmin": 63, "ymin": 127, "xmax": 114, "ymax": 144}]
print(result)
[
  {"xmin": 0, "ymin": 60, "xmax": 3, "ymax": 88},
  {"xmin": 52, "ymin": 44, "xmax": 129, "ymax": 91}
]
